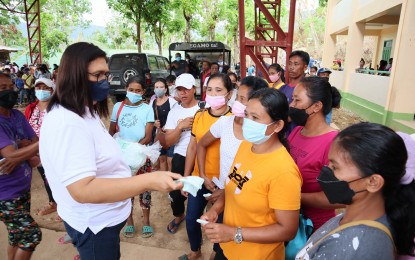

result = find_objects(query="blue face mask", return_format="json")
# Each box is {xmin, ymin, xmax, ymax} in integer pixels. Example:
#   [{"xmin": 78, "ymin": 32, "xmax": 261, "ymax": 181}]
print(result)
[
  {"xmin": 89, "ymin": 79, "xmax": 109, "ymax": 101},
  {"xmin": 35, "ymin": 90, "xmax": 51, "ymax": 101},
  {"xmin": 242, "ymin": 118, "xmax": 275, "ymax": 145},
  {"xmin": 176, "ymin": 57, "xmax": 181, "ymax": 62},
  {"xmin": 126, "ymin": 91, "xmax": 142, "ymax": 104}
]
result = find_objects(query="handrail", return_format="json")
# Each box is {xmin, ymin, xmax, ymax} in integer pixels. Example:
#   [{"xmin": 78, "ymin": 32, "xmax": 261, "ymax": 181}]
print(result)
[{"xmin": 356, "ymin": 68, "xmax": 391, "ymax": 76}]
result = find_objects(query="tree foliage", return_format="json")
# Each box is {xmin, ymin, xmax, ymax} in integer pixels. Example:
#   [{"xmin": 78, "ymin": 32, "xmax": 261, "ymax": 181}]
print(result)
[
  {"xmin": 39, "ymin": 0, "xmax": 91, "ymax": 60},
  {"xmin": 106, "ymin": 0, "xmax": 149, "ymax": 52}
]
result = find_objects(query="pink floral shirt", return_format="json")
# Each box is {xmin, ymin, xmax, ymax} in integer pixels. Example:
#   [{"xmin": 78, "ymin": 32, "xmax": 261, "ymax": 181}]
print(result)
[{"xmin": 28, "ymin": 106, "xmax": 46, "ymax": 137}]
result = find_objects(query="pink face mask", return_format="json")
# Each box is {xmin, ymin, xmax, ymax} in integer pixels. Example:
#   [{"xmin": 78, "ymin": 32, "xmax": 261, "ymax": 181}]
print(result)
[
  {"xmin": 231, "ymin": 101, "xmax": 246, "ymax": 117},
  {"xmin": 206, "ymin": 94, "xmax": 227, "ymax": 109},
  {"xmin": 269, "ymin": 74, "xmax": 280, "ymax": 83}
]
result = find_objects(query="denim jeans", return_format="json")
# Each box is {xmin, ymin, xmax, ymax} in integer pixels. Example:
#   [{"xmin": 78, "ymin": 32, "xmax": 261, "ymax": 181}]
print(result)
[
  {"xmin": 186, "ymin": 185, "xmax": 211, "ymax": 251},
  {"xmin": 64, "ymin": 220, "xmax": 126, "ymax": 260},
  {"xmin": 20, "ymin": 89, "xmax": 28, "ymax": 104}
]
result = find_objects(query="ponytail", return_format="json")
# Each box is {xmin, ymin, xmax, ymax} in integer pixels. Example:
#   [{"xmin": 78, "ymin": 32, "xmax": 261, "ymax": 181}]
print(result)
[{"xmin": 385, "ymin": 181, "xmax": 415, "ymax": 255}]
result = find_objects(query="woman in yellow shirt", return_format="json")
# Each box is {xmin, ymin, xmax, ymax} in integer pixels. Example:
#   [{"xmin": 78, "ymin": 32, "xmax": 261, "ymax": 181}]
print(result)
[
  {"xmin": 201, "ymin": 88, "xmax": 302, "ymax": 260},
  {"xmin": 268, "ymin": 63, "xmax": 285, "ymax": 89},
  {"xmin": 181, "ymin": 73, "xmax": 233, "ymax": 260}
]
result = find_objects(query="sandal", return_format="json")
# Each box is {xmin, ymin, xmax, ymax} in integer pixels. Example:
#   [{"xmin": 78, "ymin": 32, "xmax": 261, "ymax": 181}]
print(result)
[
  {"xmin": 142, "ymin": 225, "xmax": 154, "ymax": 238},
  {"xmin": 122, "ymin": 225, "xmax": 135, "ymax": 238},
  {"xmin": 167, "ymin": 216, "xmax": 185, "ymax": 234},
  {"xmin": 36, "ymin": 202, "xmax": 57, "ymax": 216},
  {"xmin": 58, "ymin": 234, "xmax": 72, "ymax": 245}
]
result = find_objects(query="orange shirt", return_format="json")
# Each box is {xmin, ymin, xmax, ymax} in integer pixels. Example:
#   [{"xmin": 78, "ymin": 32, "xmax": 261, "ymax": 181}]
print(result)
[
  {"xmin": 191, "ymin": 108, "xmax": 232, "ymax": 179},
  {"xmin": 220, "ymin": 141, "xmax": 302, "ymax": 260}
]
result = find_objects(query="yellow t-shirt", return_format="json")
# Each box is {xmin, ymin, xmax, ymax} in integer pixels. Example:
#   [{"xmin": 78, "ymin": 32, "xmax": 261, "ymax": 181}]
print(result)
[
  {"xmin": 268, "ymin": 81, "xmax": 285, "ymax": 89},
  {"xmin": 220, "ymin": 141, "xmax": 302, "ymax": 260},
  {"xmin": 22, "ymin": 74, "xmax": 33, "ymax": 89},
  {"xmin": 191, "ymin": 108, "xmax": 232, "ymax": 179}
]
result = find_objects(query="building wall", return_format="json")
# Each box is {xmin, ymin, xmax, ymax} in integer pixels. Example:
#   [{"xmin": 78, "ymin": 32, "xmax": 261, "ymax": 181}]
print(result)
[
  {"xmin": 374, "ymin": 26, "xmax": 398, "ymax": 65},
  {"xmin": 323, "ymin": 0, "xmax": 415, "ymax": 133}
]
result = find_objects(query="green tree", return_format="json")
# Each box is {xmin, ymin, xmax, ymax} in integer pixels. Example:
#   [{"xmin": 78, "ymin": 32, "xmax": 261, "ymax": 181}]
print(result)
[
  {"xmin": 0, "ymin": 1, "xmax": 27, "ymax": 47},
  {"xmin": 39, "ymin": 0, "xmax": 91, "ymax": 60},
  {"xmin": 171, "ymin": 0, "xmax": 202, "ymax": 42},
  {"xmin": 143, "ymin": 0, "xmax": 171, "ymax": 55},
  {"xmin": 107, "ymin": 0, "xmax": 148, "ymax": 52}
]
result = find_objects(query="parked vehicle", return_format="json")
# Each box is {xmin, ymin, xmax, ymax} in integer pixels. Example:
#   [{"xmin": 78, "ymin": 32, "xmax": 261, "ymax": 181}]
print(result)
[
  {"xmin": 108, "ymin": 53, "xmax": 170, "ymax": 101},
  {"xmin": 168, "ymin": 41, "xmax": 232, "ymax": 98}
]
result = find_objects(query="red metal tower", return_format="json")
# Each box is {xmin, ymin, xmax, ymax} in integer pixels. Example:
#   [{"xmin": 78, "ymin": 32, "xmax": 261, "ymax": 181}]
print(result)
[
  {"xmin": 238, "ymin": 0, "xmax": 296, "ymax": 81},
  {"xmin": 0, "ymin": 0, "xmax": 42, "ymax": 64}
]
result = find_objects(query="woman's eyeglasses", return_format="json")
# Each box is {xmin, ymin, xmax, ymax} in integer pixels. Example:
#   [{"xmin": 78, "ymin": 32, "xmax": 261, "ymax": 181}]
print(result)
[{"xmin": 88, "ymin": 71, "xmax": 113, "ymax": 82}]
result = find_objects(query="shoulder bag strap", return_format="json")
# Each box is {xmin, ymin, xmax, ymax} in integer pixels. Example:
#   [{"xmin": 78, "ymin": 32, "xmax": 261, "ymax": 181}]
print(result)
[
  {"xmin": 298, "ymin": 220, "xmax": 395, "ymax": 259},
  {"xmin": 115, "ymin": 100, "xmax": 126, "ymax": 132}
]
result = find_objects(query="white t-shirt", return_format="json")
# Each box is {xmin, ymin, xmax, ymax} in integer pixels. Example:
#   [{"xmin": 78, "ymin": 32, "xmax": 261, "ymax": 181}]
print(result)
[
  {"xmin": 39, "ymin": 105, "xmax": 131, "ymax": 234},
  {"xmin": 209, "ymin": 115, "xmax": 243, "ymax": 185},
  {"xmin": 164, "ymin": 104, "xmax": 200, "ymax": 156}
]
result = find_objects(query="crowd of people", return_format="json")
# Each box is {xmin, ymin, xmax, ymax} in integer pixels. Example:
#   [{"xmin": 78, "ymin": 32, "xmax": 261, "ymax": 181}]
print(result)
[{"xmin": 0, "ymin": 42, "xmax": 414, "ymax": 260}]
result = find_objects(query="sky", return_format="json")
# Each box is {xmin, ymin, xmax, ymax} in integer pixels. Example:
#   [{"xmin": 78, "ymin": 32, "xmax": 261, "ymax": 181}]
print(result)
[{"xmin": 84, "ymin": 0, "xmax": 113, "ymax": 27}]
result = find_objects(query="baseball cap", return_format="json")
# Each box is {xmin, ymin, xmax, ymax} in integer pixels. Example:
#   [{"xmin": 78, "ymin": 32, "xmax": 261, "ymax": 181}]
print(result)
[
  {"xmin": 35, "ymin": 78, "xmax": 55, "ymax": 90},
  {"xmin": 175, "ymin": 73, "xmax": 195, "ymax": 90},
  {"xmin": 317, "ymin": 67, "xmax": 332, "ymax": 75}
]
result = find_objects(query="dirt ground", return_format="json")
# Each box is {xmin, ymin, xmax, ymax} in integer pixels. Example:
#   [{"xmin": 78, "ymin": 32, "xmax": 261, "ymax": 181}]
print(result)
[{"xmin": 20, "ymin": 101, "xmax": 364, "ymax": 259}]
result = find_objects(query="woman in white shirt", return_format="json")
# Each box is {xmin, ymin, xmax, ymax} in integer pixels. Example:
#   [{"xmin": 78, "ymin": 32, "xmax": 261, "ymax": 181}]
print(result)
[{"xmin": 39, "ymin": 42, "xmax": 182, "ymax": 260}]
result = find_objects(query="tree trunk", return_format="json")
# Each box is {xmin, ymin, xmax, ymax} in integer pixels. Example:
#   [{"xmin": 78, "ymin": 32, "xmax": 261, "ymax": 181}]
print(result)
[
  {"xmin": 184, "ymin": 9, "xmax": 191, "ymax": 42},
  {"xmin": 233, "ymin": 28, "xmax": 239, "ymax": 65},
  {"xmin": 136, "ymin": 21, "xmax": 142, "ymax": 53}
]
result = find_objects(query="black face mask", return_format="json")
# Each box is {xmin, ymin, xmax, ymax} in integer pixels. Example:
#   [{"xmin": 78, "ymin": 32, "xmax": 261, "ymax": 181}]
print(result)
[
  {"xmin": 317, "ymin": 166, "xmax": 367, "ymax": 205},
  {"xmin": 89, "ymin": 79, "xmax": 109, "ymax": 102},
  {"xmin": 289, "ymin": 102, "xmax": 315, "ymax": 126},
  {"xmin": 0, "ymin": 89, "xmax": 18, "ymax": 109}
]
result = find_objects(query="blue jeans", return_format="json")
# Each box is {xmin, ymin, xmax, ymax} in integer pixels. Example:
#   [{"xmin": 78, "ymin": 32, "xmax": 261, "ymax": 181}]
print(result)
[
  {"xmin": 20, "ymin": 89, "xmax": 28, "ymax": 104},
  {"xmin": 64, "ymin": 220, "xmax": 126, "ymax": 260},
  {"xmin": 186, "ymin": 185, "xmax": 210, "ymax": 251}
]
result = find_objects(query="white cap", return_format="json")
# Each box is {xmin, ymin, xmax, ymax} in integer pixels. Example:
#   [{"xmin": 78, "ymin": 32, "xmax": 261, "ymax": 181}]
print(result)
[
  {"xmin": 35, "ymin": 78, "xmax": 55, "ymax": 90},
  {"xmin": 175, "ymin": 73, "xmax": 195, "ymax": 90}
]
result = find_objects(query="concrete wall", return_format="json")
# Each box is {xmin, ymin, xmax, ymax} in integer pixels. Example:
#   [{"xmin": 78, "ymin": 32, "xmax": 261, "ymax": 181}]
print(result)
[
  {"xmin": 323, "ymin": 0, "xmax": 415, "ymax": 132},
  {"xmin": 374, "ymin": 26, "xmax": 398, "ymax": 65},
  {"xmin": 348, "ymin": 72, "xmax": 390, "ymax": 107}
]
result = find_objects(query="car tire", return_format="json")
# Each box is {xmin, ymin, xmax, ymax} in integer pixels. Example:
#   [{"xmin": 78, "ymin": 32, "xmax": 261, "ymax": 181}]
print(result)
[{"xmin": 121, "ymin": 67, "xmax": 139, "ymax": 86}]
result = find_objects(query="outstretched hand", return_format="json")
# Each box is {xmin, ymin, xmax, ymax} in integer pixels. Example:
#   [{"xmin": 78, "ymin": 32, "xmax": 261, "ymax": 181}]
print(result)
[{"xmin": 150, "ymin": 171, "xmax": 184, "ymax": 192}]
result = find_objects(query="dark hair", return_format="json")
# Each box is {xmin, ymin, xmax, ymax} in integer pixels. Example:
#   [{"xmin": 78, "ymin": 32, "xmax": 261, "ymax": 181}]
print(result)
[
  {"xmin": 360, "ymin": 58, "xmax": 365, "ymax": 64},
  {"xmin": 335, "ymin": 122, "xmax": 415, "ymax": 255},
  {"xmin": 227, "ymin": 72, "xmax": 238, "ymax": 82},
  {"xmin": 268, "ymin": 63, "xmax": 286, "ymax": 82},
  {"xmin": 289, "ymin": 50, "xmax": 310, "ymax": 66},
  {"xmin": 206, "ymin": 73, "xmax": 233, "ymax": 92},
  {"xmin": 222, "ymin": 65, "xmax": 230, "ymax": 73},
  {"xmin": 2, "ymin": 68, "xmax": 11, "ymax": 73},
  {"xmin": 154, "ymin": 78, "xmax": 169, "ymax": 96},
  {"xmin": 380, "ymin": 60, "xmax": 388, "ymax": 67},
  {"xmin": 47, "ymin": 42, "xmax": 109, "ymax": 118},
  {"xmin": 126, "ymin": 75, "xmax": 146, "ymax": 90},
  {"xmin": 248, "ymin": 88, "xmax": 289, "ymax": 150},
  {"xmin": 211, "ymin": 62, "xmax": 219, "ymax": 68},
  {"xmin": 299, "ymin": 77, "xmax": 335, "ymax": 115},
  {"xmin": 166, "ymin": 74, "xmax": 176, "ymax": 83},
  {"xmin": 0, "ymin": 71, "xmax": 11, "ymax": 79},
  {"xmin": 202, "ymin": 60, "xmax": 211, "ymax": 67},
  {"xmin": 310, "ymin": 66, "xmax": 318, "ymax": 72},
  {"xmin": 240, "ymin": 76, "xmax": 271, "ymax": 97},
  {"xmin": 331, "ymin": 87, "xmax": 342, "ymax": 108}
]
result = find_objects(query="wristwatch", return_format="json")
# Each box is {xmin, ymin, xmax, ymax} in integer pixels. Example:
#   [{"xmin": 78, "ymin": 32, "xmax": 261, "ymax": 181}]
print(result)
[{"xmin": 234, "ymin": 227, "xmax": 243, "ymax": 244}]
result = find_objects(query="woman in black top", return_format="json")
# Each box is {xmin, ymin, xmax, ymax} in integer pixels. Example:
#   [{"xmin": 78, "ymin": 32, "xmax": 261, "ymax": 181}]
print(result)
[{"xmin": 151, "ymin": 78, "xmax": 177, "ymax": 171}]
